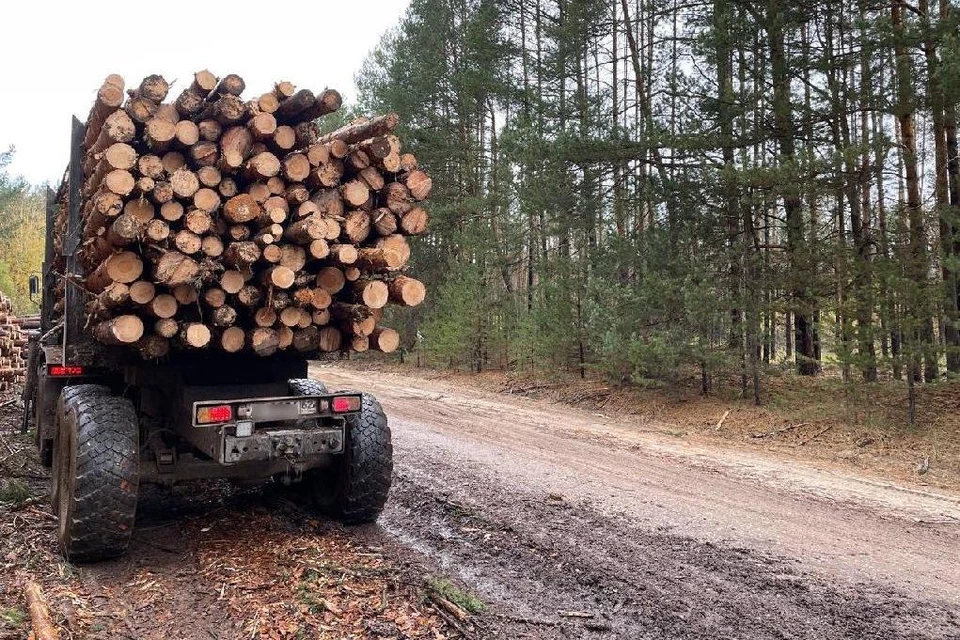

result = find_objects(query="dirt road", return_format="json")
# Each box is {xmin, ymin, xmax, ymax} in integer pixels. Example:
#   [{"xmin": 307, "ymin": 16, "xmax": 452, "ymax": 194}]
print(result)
[
  {"xmin": 315, "ymin": 364, "xmax": 960, "ymax": 639},
  {"xmin": 4, "ymin": 366, "xmax": 960, "ymax": 639}
]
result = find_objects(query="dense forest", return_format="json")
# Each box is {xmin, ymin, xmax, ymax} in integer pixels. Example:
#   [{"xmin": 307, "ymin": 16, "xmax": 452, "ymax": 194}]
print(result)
[
  {"xmin": 2, "ymin": 0, "xmax": 959, "ymax": 412},
  {"xmin": 0, "ymin": 149, "xmax": 44, "ymax": 314},
  {"xmin": 358, "ymin": 0, "xmax": 960, "ymax": 407}
]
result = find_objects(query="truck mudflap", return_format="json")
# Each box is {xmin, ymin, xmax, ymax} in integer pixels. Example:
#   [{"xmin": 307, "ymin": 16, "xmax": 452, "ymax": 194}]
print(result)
[{"xmin": 223, "ymin": 426, "xmax": 343, "ymax": 463}]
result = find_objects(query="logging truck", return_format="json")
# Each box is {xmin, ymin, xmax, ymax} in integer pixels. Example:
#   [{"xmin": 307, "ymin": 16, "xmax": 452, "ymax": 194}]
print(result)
[
  {"xmin": 21, "ymin": 118, "xmax": 393, "ymax": 563},
  {"xmin": 19, "ymin": 69, "xmax": 433, "ymax": 563}
]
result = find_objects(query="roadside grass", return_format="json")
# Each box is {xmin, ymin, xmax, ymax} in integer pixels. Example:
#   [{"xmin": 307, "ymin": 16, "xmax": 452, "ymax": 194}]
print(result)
[
  {"xmin": 0, "ymin": 607, "xmax": 26, "ymax": 626},
  {"xmin": 428, "ymin": 578, "xmax": 485, "ymax": 614},
  {"xmin": 0, "ymin": 479, "xmax": 31, "ymax": 505},
  {"xmin": 295, "ymin": 568, "xmax": 326, "ymax": 615}
]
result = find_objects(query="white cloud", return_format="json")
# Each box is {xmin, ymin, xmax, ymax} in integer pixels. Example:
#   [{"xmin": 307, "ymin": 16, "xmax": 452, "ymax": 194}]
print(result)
[{"xmin": 0, "ymin": 0, "xmax": 408, "ymax": 185}]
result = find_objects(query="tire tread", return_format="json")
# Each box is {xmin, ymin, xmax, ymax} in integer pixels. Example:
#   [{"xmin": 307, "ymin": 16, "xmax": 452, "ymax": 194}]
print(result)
[
  {"xmin": 336, "ymin": 393, "xmax": 392, "ymax": 524},
  {"xmin": 59, "ymin": 388, "xmax": 138, "ymax": 562}
]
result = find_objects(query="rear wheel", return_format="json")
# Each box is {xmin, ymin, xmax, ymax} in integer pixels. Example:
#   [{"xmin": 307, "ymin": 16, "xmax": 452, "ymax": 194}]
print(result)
[
  {"xmin": 334, "ymin": 393, "xmax": 392, "ymax": 523},
  {"xmin": 288, "ymin": 382, "xmax": 392, "ymax": 523},
  {"xmin": 51, "ymin": 385, "xmax": 110, "ymax": 509},
  {"xmin": 53, "ymin": 387, "xmax": 139, "ymax": 562},
  {"xmin": 22, "ymin": 341, "xmax": 40, "ymax": 437}
]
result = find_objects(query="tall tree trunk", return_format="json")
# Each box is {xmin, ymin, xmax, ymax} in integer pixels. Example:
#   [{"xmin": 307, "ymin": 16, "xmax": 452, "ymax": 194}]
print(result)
[
  {"xmin": 854, "ymin": 0, "xmax": 879, "ymax": 381},
  {"xmin": 825, "ymin": 5, "xmax": 852, "ymax": 382},
  {"xmin": 770, "ymin": 2, "xmax": 819, "ymax": 375},
  {"xmin": 924, "ymin": 0, "xmax": 960, "ymax": 374},
  {"xmin": 893, "ymin": 0, "xmax": 935, "ymax": 383},
  {"xmin": 714, "ymin": 0, "xmax": 743, "ymax": 369},
  {"xmin": 944, "ymin": 0, "xmax": 960, "ymax": 374},
  {"xmin": 872, "ymin": 63, "xmax": 899, "ymax": 376}
]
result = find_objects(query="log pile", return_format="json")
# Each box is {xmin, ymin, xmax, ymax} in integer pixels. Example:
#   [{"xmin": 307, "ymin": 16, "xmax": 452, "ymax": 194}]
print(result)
[
  {"xmin": 0, "ymin": 293, "xmax": 33, "ymax": 390},
  {"xmin": 52, "ymin": 72, "xmax": 430, "ymax": 359}
]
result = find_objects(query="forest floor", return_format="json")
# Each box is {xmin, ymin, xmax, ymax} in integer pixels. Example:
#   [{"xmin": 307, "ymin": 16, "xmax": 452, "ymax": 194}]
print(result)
[
  {"xmin": 1, "ymin": 364, "xmax": 958, "ymax": 639},
  {"xmin": 0, "ymin": 387, "xmax": 457, "ymax": 640}
]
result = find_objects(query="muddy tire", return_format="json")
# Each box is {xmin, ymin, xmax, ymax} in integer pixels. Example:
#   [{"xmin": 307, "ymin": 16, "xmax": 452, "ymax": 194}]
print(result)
[
  {"xmin": 333, "ymin": 393, "xmax": 392, "ymax": 524},
  {"xmin": 22, "ymin": 341, "xmax": 40, "ymax": 438},
  {"xmin": 54, "ymin": 387, "xmax": 139, "ymax": 562},
  {"xmin": 288, "ymin": 384, "xmax": 392, "ymax": 523},
  {"xmin": 51, "ymin": 384, "xmax": 111, "ymax": 508}
]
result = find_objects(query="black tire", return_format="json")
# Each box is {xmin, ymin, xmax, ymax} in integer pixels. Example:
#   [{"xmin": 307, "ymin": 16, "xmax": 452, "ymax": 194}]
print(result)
[
  {"xmin": 51, "ymin": 385, "xmax": 111, "ymax": 506},
  {"xmin": 288, "ymin": 378, "xmax": 328, "ymax": 395},
  {"xmin": 288, "ymin": 384, "xmax": 392, "ymax": 523},
  {"xmin": 22, "ymin": 341, "xmax": 40, "ymax": 436},
  {"xmin": 54, "ymin": 388, "xmax": 139, "ymax": 562},
  {"xmin": 333, "ymin": 393, "xmax": 392, "ymax": 524}
]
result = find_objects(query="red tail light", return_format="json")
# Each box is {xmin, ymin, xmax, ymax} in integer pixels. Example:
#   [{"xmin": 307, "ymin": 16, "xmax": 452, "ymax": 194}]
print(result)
[
  {"xmin": 196, "ymin": 404, "xmax": 233, "ymax": 424},
  {"xmin": 332, "ymin": 396, "xmax": 361, "ymax": 413},
  {"xmin": 48, "ymin": 365, "xmax": 84, "ymax": 377}
]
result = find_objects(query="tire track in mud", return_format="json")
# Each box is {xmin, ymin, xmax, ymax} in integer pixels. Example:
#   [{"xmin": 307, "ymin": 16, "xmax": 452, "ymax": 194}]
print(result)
[
  {"xmin": 381, "ymin": 442, "xmax": 959, "ymax": 639},
  {"xmin": 317, "ymin": 364, "xmax": 960, "ymax": 639}
]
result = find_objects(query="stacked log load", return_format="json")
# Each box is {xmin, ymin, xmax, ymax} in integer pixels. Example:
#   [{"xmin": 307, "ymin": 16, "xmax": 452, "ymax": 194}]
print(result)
[
  {"xmin": 0, "ymin": 294, "xmax": 35, "ymax": 390},
  {"xmin": 52, "ymin": 72, "xmax": 430, "ymax": 359}
]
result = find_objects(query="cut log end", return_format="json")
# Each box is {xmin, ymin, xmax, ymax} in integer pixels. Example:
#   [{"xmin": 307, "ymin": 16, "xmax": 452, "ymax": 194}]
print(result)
[
  {"xmin": 221, "ymin": 326, "xmax": 246, "ymax": 352},
  {"xmin": 389, "ymin": 276, "xmax": 426, "ymax": 307},
  {"xmin": 370, "ymin": 328, "xmax": 400, "ymax": 353},
  {"xmin": 94, "ymin": 315, "xmax": 145, "ymax": 345},
  {"xmin": 181, "ymin": 323, "xmax": 212, "ymax": 348},
  {"xmin": 357, "ymin": 280, "xmax": 389, "ymax": 309}
]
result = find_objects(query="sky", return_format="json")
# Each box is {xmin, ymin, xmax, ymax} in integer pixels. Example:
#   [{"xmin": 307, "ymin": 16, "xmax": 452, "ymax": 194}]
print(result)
[{"xmin": 0, "ymin": 0, "xmax": 410, "ymax": 186}]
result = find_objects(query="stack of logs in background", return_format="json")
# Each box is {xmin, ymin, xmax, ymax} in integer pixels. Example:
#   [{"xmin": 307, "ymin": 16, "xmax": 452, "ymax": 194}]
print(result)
[
  {"xmin": 52, "ymin": 71, "xmax": 430, "ymax": 359},
  {"xmin": 0, "ymin": 294, "xmax": 36, "ymax": 391}
]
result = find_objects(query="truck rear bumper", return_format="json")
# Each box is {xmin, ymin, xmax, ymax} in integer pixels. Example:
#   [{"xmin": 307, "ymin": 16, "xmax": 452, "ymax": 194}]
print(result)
[
  {"xmin": 223, "ymin": 426, "xmax": 343, "ymax": 463},
  {"xmin": 140, "ymin": 437, "xmax": 341, "ymax": 486}
]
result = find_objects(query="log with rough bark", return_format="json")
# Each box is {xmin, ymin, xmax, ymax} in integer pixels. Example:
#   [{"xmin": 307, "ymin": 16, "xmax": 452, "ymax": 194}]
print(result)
[
  {"xmin": 248, "ymin": 327, "xmax": 280, "ymax": 356},
  {"xmin": 318, "ymin": 326, "xmax": 342, "ymax": 352},
  {"xmin": 355, "ymin": 279, "xmax": 389, "ymax": 309},
  {"xmin": 316, "ymin": 266, "xmax": 346, "ymax": 294},
  {"xmin": 208, "ymin": 73, "xmax": 245, "ymax": 101},
  {"xmin": 138, "ymin": 334, "xmax": 170, "ymax": 359},
  {"xmin": 369, "ymin": 327, "xmax": 400, "ymax": 353},
  {"xmin": 357, "ymin": 247, "xmax": 403, "ymax": 271},
  {"xmin": 220, "ymin": 325, "xmax": 246, "ymax": 352},
  {"xmin": 223, "ymin": 193, "xmax": 260, "ymax": 223},
  {"xmin": 83, "ymin": 75, "xmax": 126, "ymax": 151},
  {"xmin": 223, "ymin": 241, "xmax": 260, "ymax": 268},
  {"xmin": 24, "ymin": 579, "xmax": 59, "ymax": 640},
  {"xmin": 85, "ymin": 283, "xmax": 127, "ymax": 319},
  {"xmin": 152, "ymin": 251, "xmax": 199, "ymax": 286},
  {"xmin": 179, "ymin": 322, "xmax": 212, "ymax": 348},
  {"xmin": 400, "ymin": 206, "xmax": 429, "ymax": 235},
  {"xmin": 130, "ymin": 281, "xmax": 157, "ymax": 305},
  {"xmin": 88, "ymin": 109, "xmax": 136, "ymax": 157},
  {"xmin": 318, "ymin": 113, "xmax": 400, "ymax": 146},
  {"xmin": 145, "ymin": 118, "xmax": 177, "ymax": 152},
  {"xmin": 132, "ymin": 74, "xmax": 170, "ymax": 103},
  {"xmin": 84, "ymin": 143, "xmax": 138, "ymax": 196},
  {"xmin": 274, "ymin": 89, "xmax": 315, "ymax": 122},
  {"xmin": 154, "ymin": 318, "xmax": 179, "ymax": 338},
  {"xmin": 86, "ymin": 251, "xmax": 144, "ymax": 293},
  {"xmin": 125, "ymin": 95, "xmax": 158, "ymax": 125}
]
